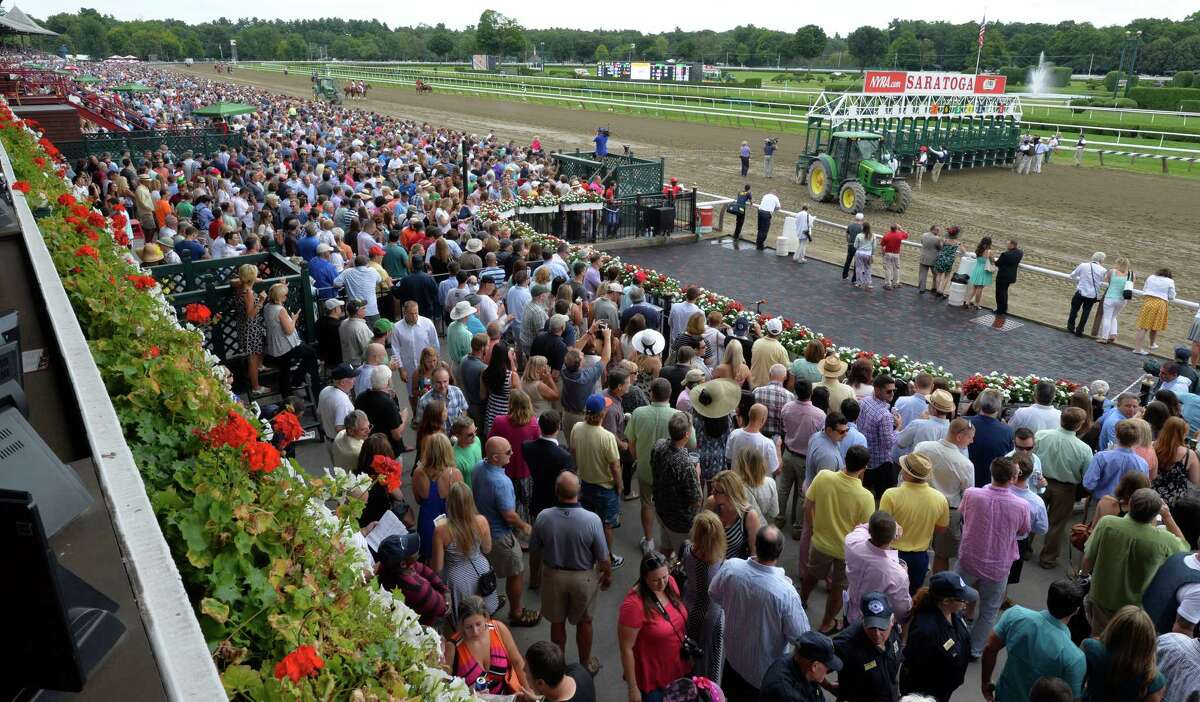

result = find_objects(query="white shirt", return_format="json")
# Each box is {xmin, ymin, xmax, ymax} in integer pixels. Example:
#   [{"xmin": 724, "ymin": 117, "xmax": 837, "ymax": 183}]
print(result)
[
  {"xmin": 1008, "ymin": 404, "xmax": 1062, "ymax": 434},
  {"xmin": 916, "ymin": 438, "xmax": 974, "ymax": 508},
  {"xmin": 388, "ymin": 317, "xmax": 440, "ymax": 374},
  {"xmin": 333, "ymin": 266, "xmax": 383, "ymax": 316},
  {"xmin": 758, "ymin": 193, "xmax": 781, "ymax": 213},
  {"xmin": 476, "ymin": 294, "xmax": 499, "ymax": 326},
  {"xmin": 1143, "ymin": 274, "xmax": 1178, "ymax": 301},
  {"xmin": 1157, "ymin": 632, "xmax": 1200, "ymax": 702},
  {"xmin": 1069, "ymin": 261, "xmax": 1106, "ymax": 298},
  {"xmin": 317, "ymin": 385, "xmax": 354, "ymax": 439},
  {"xmin": 794, "ymin": 210, "xmax": 814, "ymax": 235},
  {"xmin": 725, "ymin": 428, "xmax": 779, "ymax": 474},
  {"xmin": 668, "ymin": 300, "xmax": 701, "ymax": 343}
]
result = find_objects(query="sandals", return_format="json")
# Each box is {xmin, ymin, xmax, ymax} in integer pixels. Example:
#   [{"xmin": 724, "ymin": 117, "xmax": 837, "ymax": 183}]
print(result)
[{"xmin": 509, "ymin": 609, "xmax": 542, "ymax": 627}]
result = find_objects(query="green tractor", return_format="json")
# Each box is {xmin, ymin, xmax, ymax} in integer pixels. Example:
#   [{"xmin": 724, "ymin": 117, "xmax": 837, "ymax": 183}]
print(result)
[
  {"xmin": 797, "ymin": 130, "xmax": 912, "ymax": 214},
  {"xmin": 313, "ymin": 77, "xmax": 342, "ymax": 104}
]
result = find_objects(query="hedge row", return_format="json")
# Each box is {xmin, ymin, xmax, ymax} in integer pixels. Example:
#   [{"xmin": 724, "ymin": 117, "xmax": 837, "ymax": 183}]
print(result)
[{"xmin": 1128, "ymin": 86, "xmax": 1200, "ymax": 111}]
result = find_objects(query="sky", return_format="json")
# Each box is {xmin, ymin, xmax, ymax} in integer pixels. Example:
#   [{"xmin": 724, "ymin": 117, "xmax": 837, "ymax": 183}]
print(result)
[{"xmin": 29, "ymin": 0, "xmax": 1198, "ymax": 36}]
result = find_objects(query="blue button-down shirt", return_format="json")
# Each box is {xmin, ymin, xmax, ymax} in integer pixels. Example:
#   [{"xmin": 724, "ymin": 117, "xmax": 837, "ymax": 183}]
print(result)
[
  {"xmin": 1097, "ymin": 406, "xmax": 1130, "ymax": 451},
  {"xmin": 1082, "ymin": 447, "xmax": 1149, "ymax": 500},
  {"xmin": 309, "ymin": 256, "xmax": 339, "ymax": 299},
  {"xmin": 805, "ymin": 431, "xmax": 845, "ymax": 486},
  {"xmin": 858, "ymin": 396, "xmax": 898, "ymax": 469},
  {"xmin": 416, "ymin": 386, "xmax": 468, "ymax": 432},
  {"xmin": 1011, "ymin": 485, "xmax": 1049, "ymax": 535},
  {"xmin": 472, "ymin": 462, "xmax": 516, "ymax": 536},
  {"xmin": 708, "ymin": 557, "xmax": 810, "ymax": 688},
  {"xmin": 894, "ymin": 393, "xmax": 929, "ymax": 428},
  {"xmin": 841, "ymin": 421, "xmax": 869, "ymax": 459}
]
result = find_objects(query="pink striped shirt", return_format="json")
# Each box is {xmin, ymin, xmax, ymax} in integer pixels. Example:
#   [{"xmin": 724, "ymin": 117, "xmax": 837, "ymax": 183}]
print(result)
[{"xmin": 958, "ymin": 483, "xmax": 1031, "ymax": 582}]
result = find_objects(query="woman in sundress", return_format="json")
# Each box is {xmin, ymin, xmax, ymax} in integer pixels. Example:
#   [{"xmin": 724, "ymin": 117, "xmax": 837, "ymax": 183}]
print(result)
[
  {"xmin": 967, "ymin": 236, "xmax": 995, "ymax": 310},
  {"xmin": 933, "ymin": 226, "xmax": 960, "ymax": 297},
  {"xmin": 431, "ymin": 482, "xmax": 500, "ymax": 623},
  {"xmin": 680, "ymin": 511, "xmax": 727, "ymax": 684}
]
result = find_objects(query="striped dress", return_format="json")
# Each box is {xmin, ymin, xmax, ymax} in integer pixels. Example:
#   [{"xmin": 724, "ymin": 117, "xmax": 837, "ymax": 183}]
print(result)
[
  {"xmin": 723, "ymin": 509, "xmax": 749, "ymax": 560},
  {"xmin": 442, "ymin": 539, "xmax": 500, "ymax": 625},
  {"xmin": 682, "ymin": 544, "xmax": 725, "ymax": 684},
  {"xmin": 483, "ymin": 374, "xmax": 511, "ymax": 436}
]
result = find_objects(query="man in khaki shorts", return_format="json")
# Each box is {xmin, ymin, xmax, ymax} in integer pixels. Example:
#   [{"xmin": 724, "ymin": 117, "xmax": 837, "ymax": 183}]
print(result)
[
  {"xmin": 531, "ymin": 472, "xmax": 613, "ymax": 674},
  {"xmin": 473, "ymin": 436, "xmax": 539, "ymax": 627}
]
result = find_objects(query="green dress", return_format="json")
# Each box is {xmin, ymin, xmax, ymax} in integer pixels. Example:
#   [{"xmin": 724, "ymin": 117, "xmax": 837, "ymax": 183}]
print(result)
[
  {"xmin": 933, "ymin": 242, "xmax": 959, "ymax": 273},
  {"xmin": 969, "ymin": 250, "xmax": 994, "ymax": 286}
]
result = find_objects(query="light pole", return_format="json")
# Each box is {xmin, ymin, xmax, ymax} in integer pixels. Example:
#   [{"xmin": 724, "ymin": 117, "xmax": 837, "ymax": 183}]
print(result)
[{"xmin": 1124, "ymin": 30, "xmax": 1142, "ymax": 98}]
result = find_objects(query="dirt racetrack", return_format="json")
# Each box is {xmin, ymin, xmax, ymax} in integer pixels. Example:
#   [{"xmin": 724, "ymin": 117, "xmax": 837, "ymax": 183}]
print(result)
[{"xmin": 180, "ymin": 66, "xmax": 1198, "ymax": 354}]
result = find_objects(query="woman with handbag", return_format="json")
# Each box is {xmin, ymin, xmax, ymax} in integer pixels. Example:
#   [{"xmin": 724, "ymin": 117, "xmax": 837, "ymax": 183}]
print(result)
[
  {"xmin": 853, "ymin": 222, "xmax": 876, "ymax": 291},
  {"xmin": 966, "ymin": 237, "xmax": 996, "ymax": 310},
  {"xmin": 681, "ymin": 512, "xmax": 728, "ymax": 684},
  {"xmin": 619, "ymin": 551, "xmax": 692, "ymax": 702},
  {"xmin": 444, "ymin": 595, "xmax": 530, "ymax": 695},
  {"xmin": 730, "ymin": 185, "xmax": 751, "ymax": 242},
  {"xmin": 432, "ymin": 482, "xmax": 500, "ymax": 623},
  {"xmin": 1097, "ymin": 258, "xmax": 1133, "ymax": 344}
]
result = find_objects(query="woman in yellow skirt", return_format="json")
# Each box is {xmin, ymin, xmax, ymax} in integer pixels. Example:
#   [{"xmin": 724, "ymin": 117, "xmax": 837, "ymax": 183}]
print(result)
[{"xmin": 1134, "ymin": 268, "xmax": 1177, "ymax": 355}]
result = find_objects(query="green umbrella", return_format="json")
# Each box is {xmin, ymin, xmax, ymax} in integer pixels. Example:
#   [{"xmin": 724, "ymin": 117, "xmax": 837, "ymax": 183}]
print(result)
[
  {"xmin": 112, "ymin": 82, "xmax": 153, "ymax": 93},
  {"xmin": 73, "ymin": 75, "xmax": 102, "ymax": 84},
  {"xmin": 191, "ymin": 102, "xmax": 258, "ymax": 119}
]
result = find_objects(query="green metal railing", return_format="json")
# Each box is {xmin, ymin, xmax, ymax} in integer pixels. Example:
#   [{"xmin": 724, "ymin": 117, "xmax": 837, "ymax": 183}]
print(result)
[{"xmin": 54, "ymin": 128, "xmax": 246, "ymax": 163}]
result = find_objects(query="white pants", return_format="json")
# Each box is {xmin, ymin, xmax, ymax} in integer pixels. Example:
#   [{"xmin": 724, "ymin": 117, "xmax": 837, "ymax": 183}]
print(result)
[
  {"xmin": 1033, "ymin": 153, "xmax": 1045, "ymax": 173},
  {"xmin": 884, "ymin": 252, "xmax": 901, "ymax": 287},
  {"xmin": 793, "ymin": 237, "xmax": 809, "ymax": 261},
  {"xmin": 1099, "ymin": 298, "xmax": 1126, "ymax": 338}
]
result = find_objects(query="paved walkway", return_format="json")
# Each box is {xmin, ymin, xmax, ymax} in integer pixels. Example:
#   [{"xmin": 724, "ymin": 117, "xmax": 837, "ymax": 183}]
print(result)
[{"xmin": 620, "ymin": 237, "xmax": 1145, "ymax": 389}]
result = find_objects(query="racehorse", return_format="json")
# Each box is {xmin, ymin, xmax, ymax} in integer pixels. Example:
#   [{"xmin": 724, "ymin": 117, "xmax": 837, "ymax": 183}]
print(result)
[
  {"xmin": 343, "ymin": 81, "xmax": 370, "ymax": 100},
  {"xmin": 415, "ymin": 79, "xmax": 433, "ymax": 94}
]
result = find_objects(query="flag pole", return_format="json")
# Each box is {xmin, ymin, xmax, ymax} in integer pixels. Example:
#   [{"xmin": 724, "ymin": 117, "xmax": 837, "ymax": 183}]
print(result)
[{"xmin": 975, "ymin": 12, "xmax": 986, "ymax": 74}]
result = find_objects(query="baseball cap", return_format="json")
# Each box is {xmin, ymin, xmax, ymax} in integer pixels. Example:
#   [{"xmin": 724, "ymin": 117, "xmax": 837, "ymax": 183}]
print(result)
[
  {"xmin": 330, "ymin": 363, "xmax": 356, "ymax": 380},
  {"xmin": 855, "ymin": 212, "xmax": 865, "ymax": 221},
  {"xmin": 861, "ymin": 592, "xmax": 894, "ymax": 630},
  {"xmin": 531, "ymin": 284, "xmax": 550, "ymax": 298},
  {"xmin": 731, "ymin": 315, "xmax": 751, "ymax": 336},
  {"xmin": 376, "ymin": 533, "xmax": 421, "ymax": 562},
  {"xmin": 585, "ymin": 393, "xmax": 607, "ymax": 414},
  {"xmin": 765, "ymin": 317, "xmax": 784, "ymax": 336},
  {"xmin": 345, "ymin": 299, "xmax": 365, "ymax": 316},
  {"xmin": 791, "ymin": 631, "xmax": 842, "ymax": 671},
  {"xmin": 929, "ymin": 571, "xmax": 979, "ymax": 603},
  {"xmin": 369, "ymin": 245, "xmax": 385, "ymax": 257},
  {"xmin": 684, "ymin": 368, "xmax": 706, "ymax": 386},
  {"xmin": 373, "ymin": 318, "xmax": 395, "ymax": 335},
  {"xmin": 316, "ymin": 242, "xmax": 332, "ymax": 254},
  {"xmin": 324, "ymin": 298, "xmax": 345, "ymax": 311}
]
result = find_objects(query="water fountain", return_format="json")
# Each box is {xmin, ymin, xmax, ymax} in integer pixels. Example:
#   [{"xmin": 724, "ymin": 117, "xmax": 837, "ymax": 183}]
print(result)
[{"xmin": 1027, "ymin": 51, "xmax": 1052, "ymax": 95}]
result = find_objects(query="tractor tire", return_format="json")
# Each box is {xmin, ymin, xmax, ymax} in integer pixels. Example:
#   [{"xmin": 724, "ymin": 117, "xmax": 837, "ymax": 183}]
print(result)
[
  {"xmin": 838, "ymin": 181, "xmax": 867, "ymax": 214},
  {"xmin": 888, "ymin": 181, "xmax": 913, "ymax": 213},
  {"xmin": 807, "ymin": 160, "xmax": 833, "ymax": 203}
]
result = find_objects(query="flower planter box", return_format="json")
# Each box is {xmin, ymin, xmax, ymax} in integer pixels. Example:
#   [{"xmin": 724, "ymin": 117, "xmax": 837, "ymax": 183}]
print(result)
[
  {"xmin": 561, "ymin": 202, "xmax": 603, "ymax": 212},
  {"xmin": 518, "ymin": 204, "xmax": 560, "ymax": 215}
]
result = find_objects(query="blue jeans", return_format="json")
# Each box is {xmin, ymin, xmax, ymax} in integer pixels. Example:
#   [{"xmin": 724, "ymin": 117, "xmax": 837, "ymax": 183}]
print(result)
[
  {"xmin": 643, "ymin": 690, "xmax": 665, "ymax": 702},
  {"xmin": 899, "ymin": 550, "xmax": 929, "ymax": 595},
  {"xmin": 580, "ymin": 481, "xmax": 620, "ymax": 528},
  {"xmin": 954, "ymin": 564, "xmax": 1007, "ymax": 657}
]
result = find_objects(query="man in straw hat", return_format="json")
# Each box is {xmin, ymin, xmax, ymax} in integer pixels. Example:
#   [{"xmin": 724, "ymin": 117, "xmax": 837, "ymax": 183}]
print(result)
[
  {"xmin": 881, "ymin": 452, "xmax": 950, "ymax": 594},
  {"xmin": 894, "ymin": 388, "xmax": 957, "ymax": 460},
  {"xmin": 446, "ymin": 300, "xmax": 477, "ymax": 378},
  {"xmin": 818, "ymin": 355, "xmax": 855, "ymax": 413}
]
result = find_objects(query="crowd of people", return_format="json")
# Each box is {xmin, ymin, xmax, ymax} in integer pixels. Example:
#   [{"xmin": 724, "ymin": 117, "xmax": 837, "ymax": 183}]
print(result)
[{"xmin": 42, "ymin": 54, "xmax": 1200, "ymax": 702}]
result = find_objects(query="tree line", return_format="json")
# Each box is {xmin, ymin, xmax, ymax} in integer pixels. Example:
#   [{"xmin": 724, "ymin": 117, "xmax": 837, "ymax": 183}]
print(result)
[{"xmin": 31, "ymin": 8, "xmax": 1200, "ymax": 75}]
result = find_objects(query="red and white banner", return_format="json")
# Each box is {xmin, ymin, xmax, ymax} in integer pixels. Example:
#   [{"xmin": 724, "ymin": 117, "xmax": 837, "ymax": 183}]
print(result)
[{"xmin": 863, "ymin": 71, "xmax": 1007, "ymax": 96}]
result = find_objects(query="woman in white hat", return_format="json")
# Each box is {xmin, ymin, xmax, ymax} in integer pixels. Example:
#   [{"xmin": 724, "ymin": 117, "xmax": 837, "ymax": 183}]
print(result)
[
  {"xmin": 623, "ymin": 318, "xmax": 663, "ymax": 396},
  {"xmin": 690, "ymin": 378, "xmax": 742, "ymax": 491}
]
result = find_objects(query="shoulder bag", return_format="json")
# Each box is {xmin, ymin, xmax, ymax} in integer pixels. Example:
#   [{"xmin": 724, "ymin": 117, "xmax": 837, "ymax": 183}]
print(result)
[
  {"xmin": 468, "ymin": 547, "xmax": 497, "ymax": 597},
  {"xmin": 1123, "ymin": 273, "xmax": 1135, "ymax": 300}
]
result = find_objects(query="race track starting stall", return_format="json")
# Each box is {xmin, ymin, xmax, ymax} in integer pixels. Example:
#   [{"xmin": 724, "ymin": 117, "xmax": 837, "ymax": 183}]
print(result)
[{"xmin": 803, "ymin": 71, "xmax": 1023, "ymax": 175}]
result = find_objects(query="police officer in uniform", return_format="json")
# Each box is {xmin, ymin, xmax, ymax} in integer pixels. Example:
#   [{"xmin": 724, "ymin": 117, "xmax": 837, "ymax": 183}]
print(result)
[{"xmin": 832, "ymin": 592, "xmax": 904, "ymax": 701}]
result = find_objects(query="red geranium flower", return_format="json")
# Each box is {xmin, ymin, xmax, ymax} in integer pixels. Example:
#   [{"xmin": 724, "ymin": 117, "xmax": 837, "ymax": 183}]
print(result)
[
  {"xmin": 58, "ymin": 193, "xmax": 76, "ymax": 207},
  {"xmin": 125, "ymin": 274, "xmax": 157, "ymax": 290},
  {"xmin": 112, "ymin": 228, "xmax": 129, "ymax": 247},
  {"xmin": 273, "ymin": 645, "xmax": 324, "ymax": 683},
  {"xmin": 11, "ymin": 180, "xmax": 29, "ymax": 193},
  {"xmin": 86, "ymin": 211, "xmax": 105, "ymax": 227},
  {"xmin": 371, "ymin": 454, "xmax": 403, "ymax": 492},
  {"xmin": 196, "ymin": 410, "xmax": 258, "ymax": 449},
  {"xmin": 33, "ymin": 156, "xmax": 46, "ymax": 167},
  {"xmin": 184, "ymin": 303, "xmax": 212, "ymax": 325},
  {"xmin": 147, "ymin": 345, "xmax": 161, "ymax": 359},
  {"xmin": 111, "ymin": 212, "xmax": 128, "ymax": 228},
  {"xmin": 74, "ymin": 245, "xmax": 99, "ymax": 259},
  {"xmin": 244, "ymin": 441, "xmax": 281, "ymax": 474},
  {"xmin": 272, "ymin": 411, "xmax": 303, "ymax": 448}
]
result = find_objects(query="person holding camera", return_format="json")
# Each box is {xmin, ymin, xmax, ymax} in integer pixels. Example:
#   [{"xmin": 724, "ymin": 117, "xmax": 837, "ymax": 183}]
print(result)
[
  {"xmin": 708, "ymin": 525, "xmax": 810, "ymax": 700},
  {"xmin": 763, "ymin": 137, "xmax": 778, "ymax": 178},
  {"xmin": 618, "ymin": 551, "xmax": 693, "ymax": 702}
]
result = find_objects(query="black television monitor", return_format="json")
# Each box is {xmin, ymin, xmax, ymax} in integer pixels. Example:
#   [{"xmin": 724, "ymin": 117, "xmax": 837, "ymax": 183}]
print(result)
[{"xmin": 0, "ymin": 489, "xmax": 125, "ymax": 696}]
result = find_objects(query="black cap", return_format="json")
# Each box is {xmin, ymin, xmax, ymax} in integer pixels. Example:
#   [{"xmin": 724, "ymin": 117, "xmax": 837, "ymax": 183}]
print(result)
[
  {"xmin": 791, "ymin": 631, "xmax": 842, "ymax": 671},
  {"xmin": 377, "ymin": 533, "xmax": 420, "ymax": 562},
  {"xmin": 731, "ymin": 315, "xmax": 750, "ymax": 336},
  {"xmin": 929, "ymin": 571, "xmax": 979, "ymax": 603},
  {"xmin": 1176, "ymin": 346, "xmax": 1191, "ymax": 362},
  {"xmin": 330, "ymin": 363, "xmax": 356, "ymax": 381},
  {"xmin": 345, "ymin": 299, "xmax": 365, "ymax": 316},
  {"xmin": 861, "ymin": 592, "xmax": 894, "ymax": 630}
]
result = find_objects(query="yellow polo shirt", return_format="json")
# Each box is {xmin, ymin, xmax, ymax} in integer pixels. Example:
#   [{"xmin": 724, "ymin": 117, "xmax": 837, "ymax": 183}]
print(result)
[
  {"xmin": 807, "ymin": 470, "xmax": 874, "ymax": 559},
  {"xmin": 881, "ymin": 480, "xmax": 950, "ymax": 552}
]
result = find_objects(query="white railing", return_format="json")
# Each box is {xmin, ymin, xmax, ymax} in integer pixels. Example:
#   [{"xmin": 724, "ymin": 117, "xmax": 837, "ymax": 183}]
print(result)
[
  {"xmin": 1, "ymin": 146, "xmax": 224, "ymax": 699},
  {"xmin": 693, "ymin": 189, "xmax": 1200, "ymax": 312}
]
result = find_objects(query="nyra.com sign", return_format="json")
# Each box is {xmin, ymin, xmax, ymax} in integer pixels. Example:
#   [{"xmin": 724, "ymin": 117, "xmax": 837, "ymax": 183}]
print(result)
[{"xmin": 863, "ymin": 71, "xmax": 1007, "ymax": 96}]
